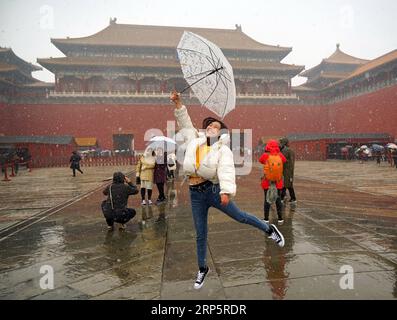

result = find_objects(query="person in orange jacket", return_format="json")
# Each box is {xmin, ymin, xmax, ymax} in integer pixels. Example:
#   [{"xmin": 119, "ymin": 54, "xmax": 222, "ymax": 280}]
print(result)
[{"xmin": 259, "ymin": 139, "xmax": 286, "ymax": 224}]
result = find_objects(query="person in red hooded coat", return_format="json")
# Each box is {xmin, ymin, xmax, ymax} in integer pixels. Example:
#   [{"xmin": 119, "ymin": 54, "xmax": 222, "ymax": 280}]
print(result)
[{"xmin": 259, "ymin": 139, "xmax": 286, "ymax": 224}]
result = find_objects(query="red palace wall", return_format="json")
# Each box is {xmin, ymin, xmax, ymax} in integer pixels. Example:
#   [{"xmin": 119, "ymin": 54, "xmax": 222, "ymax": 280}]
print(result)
[
  {"xmin": 328, "ymin": 85, "xmax": 397, "ymax": 138},
  {"xmin": 0, "ymin": 84, "xmax": 396, "ymax": 151}
]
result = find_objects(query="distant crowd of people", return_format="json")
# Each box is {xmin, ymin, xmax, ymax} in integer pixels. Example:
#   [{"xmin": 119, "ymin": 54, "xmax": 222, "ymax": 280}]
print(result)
[{"xmin": 351, "ymin": 146, "xmax": 397, "ymax": 168}]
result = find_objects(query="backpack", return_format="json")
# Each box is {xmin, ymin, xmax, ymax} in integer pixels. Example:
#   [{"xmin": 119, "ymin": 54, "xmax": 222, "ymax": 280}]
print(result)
[{"xmin": 263, "ymin": 154, "xmax": 283, "ymax": 182}]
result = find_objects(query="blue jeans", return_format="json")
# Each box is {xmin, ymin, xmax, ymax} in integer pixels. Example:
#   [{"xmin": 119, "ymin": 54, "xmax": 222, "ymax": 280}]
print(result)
[{"xmin": 189, "ymin": 182, "xmax": 271, "ymax": 269}]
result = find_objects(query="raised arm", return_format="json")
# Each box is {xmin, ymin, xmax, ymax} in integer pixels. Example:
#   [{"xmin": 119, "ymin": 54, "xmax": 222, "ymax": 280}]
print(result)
[{"xmin": 170, "ymin": 91, "xmax": 198, "ymax": 143}]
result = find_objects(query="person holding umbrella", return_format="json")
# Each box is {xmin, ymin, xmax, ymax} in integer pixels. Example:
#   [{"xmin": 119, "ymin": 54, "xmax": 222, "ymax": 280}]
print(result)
[
  {"xmin": 136, "ymin": 147, "xmax": 156, "ymax": 205},
  {"xmin": 153, "ymin": 147, "xmax": 167, "ymax": 204},
  {"xmin": 170, "ymin": 90, "xmax": 285, "ymax": 290}
]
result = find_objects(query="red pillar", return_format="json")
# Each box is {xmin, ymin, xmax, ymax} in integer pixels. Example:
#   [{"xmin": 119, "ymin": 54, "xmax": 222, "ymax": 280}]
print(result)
[
  {"xmin": 242, "ymin": 81, "xmax": 246, "ymax": 94},
  {"xmin": 82, "ymin": 78, "xmax": 88, "ymax": 92},
  {"xmin": 160, "ymin": 80, "xmax": 167, "ymax": 93},
  {"xmin": 136, "ymin": 79, "xmax": 141, "ymax": 93},
  {"xmin": 59, "ymin": 77, "xmax": 63, "ymax": 92}
]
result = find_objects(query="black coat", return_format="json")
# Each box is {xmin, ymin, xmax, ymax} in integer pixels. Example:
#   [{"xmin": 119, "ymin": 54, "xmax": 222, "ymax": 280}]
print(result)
[
  {"xmin": 154, "ymin": 153, "xmax": 167, "ymax": 184},
  {"xmin": 103, "ymin": 182, "xmax": 138, "ymax": 209},
  {"xmin": 280, "ymin": 145, "xmax": 295, "ymax": 188},
  {"xmin": 70, "ymin": 154, "xmax": 82, "ymax": 169}
]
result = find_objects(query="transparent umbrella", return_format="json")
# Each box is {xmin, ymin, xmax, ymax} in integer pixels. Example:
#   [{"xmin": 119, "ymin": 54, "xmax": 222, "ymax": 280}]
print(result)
[
  {"xmin": 386, "ymin": 143, "xmax": 397, "ymax": 150},
  {"xmin": 177, "ymin": 31, "xmax": 236, "ymax": 119},
  {"xmin": 148, "ymin": 136, "xmax": 177, "ymax": 153},
  {"xmin": 371, "ymin": 144, "xmax": 384, "ymax": 152}
]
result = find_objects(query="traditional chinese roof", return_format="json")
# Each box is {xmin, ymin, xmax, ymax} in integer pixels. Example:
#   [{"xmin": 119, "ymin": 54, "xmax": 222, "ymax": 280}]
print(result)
[
  {"xmin": 51, "ymin": 22, "xmax": 291, "ymax": 56},
  {"xmin": 75, "ymin": 137, "xmax": 97, "ymax": 147},
  {"xmin": 0, "ymin": 62, "xmax": 40, "ymax": 85},
  {"xmin": 301, "ymin": 44, "xmax": 369, "ymax": 78},
  {"xmin": 324, "ymin": 45, "xmax": 369, "ymax": 65},
  {"xmin": 303, "ymin": 71, "xmax": 351, "ymax": 88},
  {"xmin": 37, "ymin": 56, "xmax": 304, "ymax": 74},
  {"xmin": 0, "ymin": 135, "xmax": 75, "ymax": 145},
  {"xmin": 0, "ymin": 48, "xmax": 47, "ymax": 88},
  {"xmin": 342, "ymin": 49, "xmax": 397, "ymax": 81},
  {"xmin": 0, "ymin": 48, "xmax": 41, "ymax": 73},
  {"xmin": 0, "ymin": 62, "xmax": 17, "ymax": 73}
]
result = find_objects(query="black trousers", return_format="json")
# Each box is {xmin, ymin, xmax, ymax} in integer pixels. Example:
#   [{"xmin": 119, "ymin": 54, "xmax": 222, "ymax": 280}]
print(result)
[
  {"xmin": 72, "ymin": 166, "xmax": 83, "ymax": 176},
  {"xmin": 156, "ymin": 183, "xmax": 165, "ymax": 200},
  {"xmin": 264, "ymin": 189, "xmax": 282, "ymax": 220},
  {"xmin": 140, "ymin": 188, "xmax": 152, "ymax": 200},
  {"xmin": 106, "ymin": 208, "xmax": 136, "ymax": 226}
]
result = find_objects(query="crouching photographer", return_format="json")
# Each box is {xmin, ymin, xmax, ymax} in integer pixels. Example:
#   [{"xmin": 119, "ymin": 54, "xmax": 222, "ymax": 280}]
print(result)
[{"xmin": 102, "ymin": 172, "xmax": 139, "ymax": 231}]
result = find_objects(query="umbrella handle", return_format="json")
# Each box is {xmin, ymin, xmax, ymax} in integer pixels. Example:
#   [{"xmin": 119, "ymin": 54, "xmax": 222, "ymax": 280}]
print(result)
[{"xmin": 180, "ymin": 67, "xmax": 223, "ymax": 93}]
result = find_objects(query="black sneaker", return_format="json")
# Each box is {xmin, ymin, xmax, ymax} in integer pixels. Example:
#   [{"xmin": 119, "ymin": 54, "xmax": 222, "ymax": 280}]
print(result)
[
  {"xmin": 268, "ymin": 224, "xmax": 285, "ymax": 247},
  {"xmin": 194, "ymin": 266, "xmax": 210, "ymax": 289}
]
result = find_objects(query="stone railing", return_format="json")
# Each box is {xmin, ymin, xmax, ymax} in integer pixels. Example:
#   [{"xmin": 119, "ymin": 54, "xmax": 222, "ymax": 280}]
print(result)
[{"xmin": 49, "ymin": 90, "xmax": 298, "ymax": 99}]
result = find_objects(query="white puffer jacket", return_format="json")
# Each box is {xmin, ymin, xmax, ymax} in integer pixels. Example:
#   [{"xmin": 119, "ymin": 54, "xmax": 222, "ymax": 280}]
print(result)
[{"xmin": 175, "ymin": 105, "xmax": 236, "ymax": 196}]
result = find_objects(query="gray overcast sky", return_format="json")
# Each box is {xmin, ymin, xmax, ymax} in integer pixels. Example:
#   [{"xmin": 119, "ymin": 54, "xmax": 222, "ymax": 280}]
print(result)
[{"xmin": 1, "ymin": 0, "xmax": 396, "ymax": 85}]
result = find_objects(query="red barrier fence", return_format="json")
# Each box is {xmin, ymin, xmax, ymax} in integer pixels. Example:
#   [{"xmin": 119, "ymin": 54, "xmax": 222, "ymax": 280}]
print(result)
[
  {"xmin": 31, "ymin": 156, "xmax": 138, "ymax": 168},
  {"xmin": 81, "ymin": 156, "xmax": 137, "ymax": 167},
  {"xmin": 2, "ymin": 157, "xmax": 137, "ymax": 180},
  {"xmin": 2, "ymin": 163, "xmax": 11, "ymax": 181},
  {"xmin": 1, "ymin": 160, "xmax": 32, "ymax": 181}
]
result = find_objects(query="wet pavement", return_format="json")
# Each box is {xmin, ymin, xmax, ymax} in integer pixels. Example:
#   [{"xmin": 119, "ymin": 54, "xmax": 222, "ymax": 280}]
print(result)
[{"xmin": 0, "ymin": 160, "xmax": 396, "ymax": 300}]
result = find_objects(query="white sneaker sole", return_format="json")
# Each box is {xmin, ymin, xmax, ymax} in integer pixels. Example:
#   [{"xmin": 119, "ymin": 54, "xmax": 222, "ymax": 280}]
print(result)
[
  {"xmin": 194, "ymin": 282, "xmax": 205, "ymax": 290},
  {"xmin": 270, "ymin": 224, "xmax": 285, "ymax": 247},
  {"xmin": 194, "ymin": 268, "xmax": 209, "ymax": 290}
]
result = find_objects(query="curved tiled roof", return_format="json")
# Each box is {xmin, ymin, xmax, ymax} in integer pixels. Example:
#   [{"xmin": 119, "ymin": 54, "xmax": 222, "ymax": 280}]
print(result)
[
  {"xmin": 0, "ymin": 47, "xmax": 42, "ymax": 72},
  {"xmin": 0, "ymin": 62, "xmax": 17, "ymax": 72},
  {"xmin": 324, "ymin": 45, "xmax": 369, "ymax": 65},
  {"xmin": 301, "ymin": 44, "xmax": 368, "ymax": 77},
  {"xmin": 38, "ymin": 56, "xmax": 303, "ymax": 73},
  {"xmin": 0, "ymin": 136, "xmax": 75, "ymax": 145},
  {"xmin": 75, "ymin": 137, "xmax": 97, "ymax": 147},
  {"xmin": 343, "ymin": 49, "xmax": 397, "ymax": 80},
  {"xmin": 51, "ymin": 23, "xmax": 291, "ymax": 53}
]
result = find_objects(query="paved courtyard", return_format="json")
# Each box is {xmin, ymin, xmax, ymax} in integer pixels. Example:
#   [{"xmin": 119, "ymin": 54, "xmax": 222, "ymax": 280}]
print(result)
[{"xmin": 0, "ymin": 160, "xmax": 396, "ymax": 299}]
